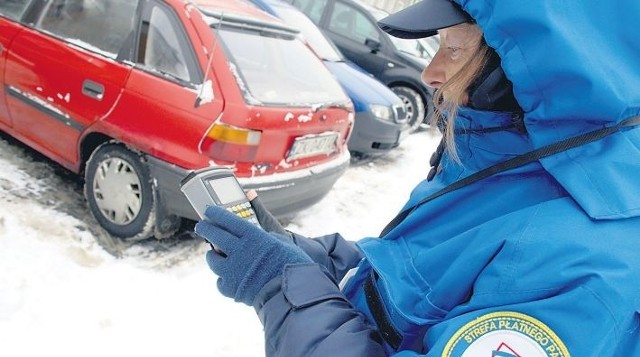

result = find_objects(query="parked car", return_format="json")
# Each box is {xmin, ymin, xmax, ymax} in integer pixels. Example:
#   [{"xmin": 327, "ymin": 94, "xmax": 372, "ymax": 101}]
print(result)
[
  {"xmin": 0, "ymin": 0, "xmax": 354, "ymax": 240},
  {"xmin": 282, "ymin": 0, "xmax": 435, "ymax": 133},
  {"xmin": 247, "ymin": 0, "xmax": 409, "ymax": 157}
]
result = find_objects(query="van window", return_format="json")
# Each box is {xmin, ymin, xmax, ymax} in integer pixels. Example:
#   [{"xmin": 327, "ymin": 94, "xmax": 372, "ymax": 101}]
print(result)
[{"xmin": 35, "ymin": 0, "xmax": 138, "ymax": 58}]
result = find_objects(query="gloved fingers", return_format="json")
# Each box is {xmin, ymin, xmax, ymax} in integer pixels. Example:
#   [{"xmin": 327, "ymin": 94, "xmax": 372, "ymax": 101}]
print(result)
[
  {"xmin": 203, "ymin": 205, "xmax": 255, "ymax": 237},
  {"xmin": 195, "ymin": 220, "xmax": 242, "ymax": 256},
  {"xmin": 216, "ymin": 278, "xmax": 235, "ymax": 300},
  {"xmin": 206, "ymin": 249, "xmax": 232, "ymax": 277}
]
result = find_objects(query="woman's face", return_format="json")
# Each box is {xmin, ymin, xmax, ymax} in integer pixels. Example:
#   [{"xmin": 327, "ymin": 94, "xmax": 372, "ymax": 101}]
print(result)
[{"xmin": 421, "ymin": 23, "xmax": 483, "ymax": 102}]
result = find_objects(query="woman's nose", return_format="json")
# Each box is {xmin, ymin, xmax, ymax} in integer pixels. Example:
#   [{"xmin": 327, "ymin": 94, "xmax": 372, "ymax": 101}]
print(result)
[{"xmin": 422, "ymin": 51, "xmax": 445, "ymax": 89}]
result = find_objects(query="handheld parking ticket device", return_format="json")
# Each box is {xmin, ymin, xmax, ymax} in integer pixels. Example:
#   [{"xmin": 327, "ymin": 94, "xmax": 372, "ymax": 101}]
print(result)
[{"xmin": 180, "ymin": 167, "xmax": 261, "ymax": 227}]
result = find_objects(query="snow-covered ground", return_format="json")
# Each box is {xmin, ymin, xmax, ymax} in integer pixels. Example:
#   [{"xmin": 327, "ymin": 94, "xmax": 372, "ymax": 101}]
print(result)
[{"xmin": 0, "ymin": 129, "xmax": 440, "ymax": 357}]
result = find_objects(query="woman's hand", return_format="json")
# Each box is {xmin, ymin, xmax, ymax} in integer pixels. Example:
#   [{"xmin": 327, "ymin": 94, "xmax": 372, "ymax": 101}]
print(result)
[{"xmin": 195, "ymin": 205, "xmax": 312, "ymax": 306}]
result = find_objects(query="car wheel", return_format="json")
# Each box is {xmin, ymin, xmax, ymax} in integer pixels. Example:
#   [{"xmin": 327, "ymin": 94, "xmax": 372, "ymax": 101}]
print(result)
[
  {"xmin": 419, "ymin": 93, "xmax": 435, "ymax": 131},
  {"xmin": 84, "ymin": 143, "xmax": 155, "ymax": 240},
  {"xmin": 391, "ymin": 85, "xmax": 425, "ymax": 133}
]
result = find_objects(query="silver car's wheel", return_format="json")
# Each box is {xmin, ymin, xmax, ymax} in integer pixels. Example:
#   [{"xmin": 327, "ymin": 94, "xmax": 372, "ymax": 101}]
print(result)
[
  {"xmin": 92, "ymin": 157, "xmax": 142, "ymax": 225},
  {"xmin": 85, "ymin": 143, "xmax": 155, "ymax": 240},
  {"xmin": 419, "ymin": 94, "xmax": 435, "ymax": 131},
  {"xmin": 392, "ymin": 85, "xmax": 425, "ymax": 133}
]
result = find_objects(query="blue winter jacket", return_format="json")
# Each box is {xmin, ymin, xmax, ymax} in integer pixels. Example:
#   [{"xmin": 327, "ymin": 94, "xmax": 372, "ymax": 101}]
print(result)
[{"xmin": 253, "ymin": 1, "xmax": 640, "ymax": 356}]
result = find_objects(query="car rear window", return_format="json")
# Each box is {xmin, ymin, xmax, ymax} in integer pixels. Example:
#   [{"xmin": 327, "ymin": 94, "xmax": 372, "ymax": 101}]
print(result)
[{"xmin": 216, "ymin": 27, "xmax": 347, "ymax": 106}]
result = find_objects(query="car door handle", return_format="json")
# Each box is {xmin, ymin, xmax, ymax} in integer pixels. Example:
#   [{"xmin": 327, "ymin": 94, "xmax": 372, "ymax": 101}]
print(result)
[{"xmin": 82, "ymin": 80, "xmax": 104, "ymax": 100}]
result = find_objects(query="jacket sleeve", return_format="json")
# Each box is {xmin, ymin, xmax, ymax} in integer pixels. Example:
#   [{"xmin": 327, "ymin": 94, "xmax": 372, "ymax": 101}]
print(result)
[
  {"xmin": 289, "ymin": 232, "xmax": 364, "ymax": 282},
  {"xmin": 253, "ymin": 263, "xmax": 385, "ymax": 357}
]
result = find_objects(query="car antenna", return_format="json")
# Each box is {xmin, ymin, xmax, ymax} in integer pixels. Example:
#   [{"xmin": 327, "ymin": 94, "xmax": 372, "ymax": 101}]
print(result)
[{"xmin": 195, "ymin": 11, "xmax": 224, "ymax": 108}]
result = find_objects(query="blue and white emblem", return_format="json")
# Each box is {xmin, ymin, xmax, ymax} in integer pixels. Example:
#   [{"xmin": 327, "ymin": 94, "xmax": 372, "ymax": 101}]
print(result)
[{"xmin": 442, "ymin": 312, "xmax": 570, "ymax": 357}]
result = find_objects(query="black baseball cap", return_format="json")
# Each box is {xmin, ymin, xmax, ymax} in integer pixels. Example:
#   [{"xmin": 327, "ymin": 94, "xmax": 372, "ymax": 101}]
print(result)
[{"xmin": 378, "ymin": 0, "xmax": 472, "ymax": 39}]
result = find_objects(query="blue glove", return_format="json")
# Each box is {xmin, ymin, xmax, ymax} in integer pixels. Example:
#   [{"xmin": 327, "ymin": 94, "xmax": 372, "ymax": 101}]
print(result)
[{"xmin": 195, "ymin": 205, "xmax": 312, "ymax": 306}]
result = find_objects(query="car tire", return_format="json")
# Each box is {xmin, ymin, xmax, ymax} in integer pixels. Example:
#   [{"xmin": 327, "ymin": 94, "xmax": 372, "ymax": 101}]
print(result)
[
  {"xmin": 419, "ymin": 93, "xmax": 435, "ymax": 131},
  {"xmin": 84, "ymin": 143, "xmax": 155, "ymax": 240},
  {"xmin": 391, "ymin": 85, "xmax": 425, "ymax": 134}
]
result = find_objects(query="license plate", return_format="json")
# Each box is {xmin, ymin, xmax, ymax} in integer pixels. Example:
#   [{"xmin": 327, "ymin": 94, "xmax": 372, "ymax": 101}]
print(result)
[{"xmin": 287, "ymin": 132, "xmax": 339, "ymax": 161}]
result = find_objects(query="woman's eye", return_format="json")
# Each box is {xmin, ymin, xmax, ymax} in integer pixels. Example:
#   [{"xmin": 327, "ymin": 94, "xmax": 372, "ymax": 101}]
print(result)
[{"xmin": 447, "ymin": 46, "xmax": 462, "ymax": 59}]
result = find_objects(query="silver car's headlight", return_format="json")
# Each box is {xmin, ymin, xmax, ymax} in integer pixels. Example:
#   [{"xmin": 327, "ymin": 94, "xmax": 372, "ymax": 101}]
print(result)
[{"xmin": 369, "ymin": 104, "xmax": 394, "ymax": 121}]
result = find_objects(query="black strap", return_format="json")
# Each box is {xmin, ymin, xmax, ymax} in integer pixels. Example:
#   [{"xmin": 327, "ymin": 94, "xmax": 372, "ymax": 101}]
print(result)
[
  {"xmin": 364, "ymin": 272, "xmax": 403, "ymax": 350},
  {"xmin": 379, "ymin": 116, "xmax": 640, "ymax": 237}
]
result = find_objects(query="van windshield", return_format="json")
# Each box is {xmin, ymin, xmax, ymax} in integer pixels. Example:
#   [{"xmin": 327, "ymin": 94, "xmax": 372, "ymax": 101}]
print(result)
[{"xmin": 217, "ymin": 27, "xmax": 347, "ymax": 106}]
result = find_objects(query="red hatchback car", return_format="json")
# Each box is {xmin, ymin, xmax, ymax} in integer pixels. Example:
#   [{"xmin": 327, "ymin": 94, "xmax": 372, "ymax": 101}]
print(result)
[{"xmin": 0, "ymin": 0, "xmax": 353, "ymax": 240}]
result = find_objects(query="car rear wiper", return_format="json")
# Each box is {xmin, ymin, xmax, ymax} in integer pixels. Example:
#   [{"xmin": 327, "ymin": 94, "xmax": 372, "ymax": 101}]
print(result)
[
  {"xmin": 201, "ymin": 9, "xmax": 299, "ymax": 39},
  {"xmin": 311, "ymin": 102, "xmax": 352, "ymax": 113}
]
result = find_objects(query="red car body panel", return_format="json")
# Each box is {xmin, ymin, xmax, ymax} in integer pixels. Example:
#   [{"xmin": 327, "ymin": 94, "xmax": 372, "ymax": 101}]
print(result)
[
  {"xmin": 0, "ymin": 0, "xmax": 353, "ymax": 235},
  {"xmin": 0, "ymin": 20, "xmax": 22, "ymax": 126},
  {"xmin": 5, "ymin": 27, "xmax": 129, "ymax": 170}
]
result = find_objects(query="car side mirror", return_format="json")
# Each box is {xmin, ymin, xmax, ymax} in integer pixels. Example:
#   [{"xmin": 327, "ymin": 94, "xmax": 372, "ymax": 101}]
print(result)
[{"xmin": 364, "ymin": 38, "xmax": 381, "ymax": 53}]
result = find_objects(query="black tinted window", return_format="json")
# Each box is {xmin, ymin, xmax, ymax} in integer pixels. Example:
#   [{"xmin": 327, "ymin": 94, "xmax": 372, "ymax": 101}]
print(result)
[{"xmin": 35, "ymin": 0, "xmax": 138, "ymax": 58}]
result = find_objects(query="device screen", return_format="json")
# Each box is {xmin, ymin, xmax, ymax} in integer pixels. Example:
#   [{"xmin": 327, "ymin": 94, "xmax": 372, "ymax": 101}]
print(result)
[{"xmin": 206, "ymin": 176, "xmax": 246, "ymax": 204}]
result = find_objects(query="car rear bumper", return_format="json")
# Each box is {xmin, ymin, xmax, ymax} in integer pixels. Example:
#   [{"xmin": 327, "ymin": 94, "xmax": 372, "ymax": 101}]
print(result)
[
  {"xmin": 237, "ymin": 149, "xmax": 351, "ymax": 218},
  {"xmin": 348, "ymin": 111, "xmax": 407, "ymax": 155},
  {"xmin": 146, "ymin": 149, "xmax": 351, "ymax": 223}
]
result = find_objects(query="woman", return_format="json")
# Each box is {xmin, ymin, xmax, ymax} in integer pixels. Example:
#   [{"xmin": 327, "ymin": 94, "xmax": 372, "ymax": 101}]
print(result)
[{"xmin": 195, "ymin": 0, "xmax": 640, "ymax": 355}]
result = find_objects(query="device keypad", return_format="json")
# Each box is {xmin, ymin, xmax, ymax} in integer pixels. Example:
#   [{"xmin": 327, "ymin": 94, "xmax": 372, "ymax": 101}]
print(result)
[{"xmin": 226, "ymin": 202, "xmax": 260, "ymax": 226}]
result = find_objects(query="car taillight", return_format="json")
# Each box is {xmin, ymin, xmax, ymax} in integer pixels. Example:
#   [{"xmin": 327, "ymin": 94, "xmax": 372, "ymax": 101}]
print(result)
[{"xmin": 200, "ymin": 123, "xmax": 262, "ymax": 162}]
